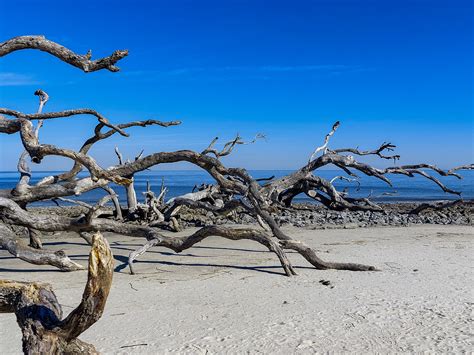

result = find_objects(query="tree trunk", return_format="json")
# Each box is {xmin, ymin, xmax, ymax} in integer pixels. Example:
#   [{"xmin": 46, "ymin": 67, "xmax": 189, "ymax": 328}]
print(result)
[{"xmin": 0, "ymin": 232, "xmax": 113, "ymax": 354}]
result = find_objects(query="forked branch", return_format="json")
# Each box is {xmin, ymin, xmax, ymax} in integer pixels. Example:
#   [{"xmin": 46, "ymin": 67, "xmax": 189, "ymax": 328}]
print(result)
[{"xmin": 202, "ymin": 133, "xmax": 265, "ymax": 158}]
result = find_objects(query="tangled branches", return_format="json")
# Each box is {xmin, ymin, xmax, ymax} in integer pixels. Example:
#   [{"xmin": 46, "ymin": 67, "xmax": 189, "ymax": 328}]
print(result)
[{"xmin": 0, "ymin": 34, "xmax": 472, "ymax": 353}]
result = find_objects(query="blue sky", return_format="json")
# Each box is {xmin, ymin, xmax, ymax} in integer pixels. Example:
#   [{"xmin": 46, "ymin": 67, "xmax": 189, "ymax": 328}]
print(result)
[{"xmin": 0, "ymin": 0, "xmax": 472, "ymax": 171}]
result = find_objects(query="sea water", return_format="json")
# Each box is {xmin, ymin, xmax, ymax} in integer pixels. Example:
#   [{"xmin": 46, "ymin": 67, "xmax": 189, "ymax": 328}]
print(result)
[{"xmin": 0, "ymin": 170, "xmax": 472, "ymax": 206}]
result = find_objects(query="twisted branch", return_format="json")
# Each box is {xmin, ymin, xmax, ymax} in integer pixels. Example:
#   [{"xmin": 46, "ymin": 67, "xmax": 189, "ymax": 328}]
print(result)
[
  {"xmin": 0, "ymin": 232, "xmax": 113, "ymax": 353},
  {"xmin": 0, "ymin": 35, "xmax": 128, "ymax": 72}
]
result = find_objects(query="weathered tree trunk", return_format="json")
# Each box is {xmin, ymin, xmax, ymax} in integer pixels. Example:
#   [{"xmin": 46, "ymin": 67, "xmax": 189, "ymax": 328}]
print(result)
[
  {"xmin": 125, "ymin": 179, "xmax": 138, "ymax": 213},
  {"xmin": 0, "ymin": 232, "xmax": 113, "ymax": 354}
]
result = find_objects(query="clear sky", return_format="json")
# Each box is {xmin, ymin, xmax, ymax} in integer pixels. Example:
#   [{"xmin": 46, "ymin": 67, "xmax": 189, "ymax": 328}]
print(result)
[{"xmin": 0, "ymin": 0, "xmax": 472, "ymax": 171}]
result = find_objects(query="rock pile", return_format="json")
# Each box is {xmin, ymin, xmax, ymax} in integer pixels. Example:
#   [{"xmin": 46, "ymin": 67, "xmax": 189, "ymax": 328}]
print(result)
[
  {"xmin": 177, "ymin": 201, "xmax": 473, "ymax": 229},
  {"xmin": 32, "ymin": 201, "xmax": 473, "ymax": 230}
]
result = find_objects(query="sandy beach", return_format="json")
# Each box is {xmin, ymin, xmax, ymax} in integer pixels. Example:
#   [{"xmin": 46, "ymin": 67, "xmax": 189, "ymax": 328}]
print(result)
[{"xmin": 0, "ymin": 224, "xmax": 472, "ymax": 354}]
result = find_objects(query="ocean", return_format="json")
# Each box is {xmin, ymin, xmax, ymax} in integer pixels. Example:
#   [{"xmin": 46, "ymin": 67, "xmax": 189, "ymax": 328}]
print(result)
[{"xmin": 0, "ymin": 170, "xmax": 472, "ymax": 206}]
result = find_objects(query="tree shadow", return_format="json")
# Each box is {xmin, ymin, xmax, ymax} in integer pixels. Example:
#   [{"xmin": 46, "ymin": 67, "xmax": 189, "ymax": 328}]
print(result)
[
  {"xmin": 43, "ymin": 241, "xmax": 88, "ymax": 247},
  {"xmin": 192, "ymin": 245, "xmax": 299, "ymax": 254},
  {"xmin": 114, "ymin": 254, "xmax": 130, "ymax": 272},
  {"xmin": 0, "ymin": 267, "xmax": 59, "ymax": 273},
  {"xmin": 114, "ymin": 252, "xmax": 314, "ymax": 276},
  {"xmin": 192, "ymin": 245, "xmax": 269, "ymax": 253},
  {"xmin": 110, "ymin": 245, "xmax": 207, "ymax": 258},
  {"xmin": 0, "ymin": 255, "xmax": 16, "ymax": 261},
  {"xmin": 130, "ymin": 259, "xmax": 287, "ymax": 276}
]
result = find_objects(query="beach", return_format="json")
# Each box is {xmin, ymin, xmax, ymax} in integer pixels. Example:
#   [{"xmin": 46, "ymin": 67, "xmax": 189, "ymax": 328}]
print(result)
[
  {"xmin": 1, "ymin": 224, "xmax": 472, "ymax": 354},
  {"xmin": 1, "ymin": 2, "xmax": 472, "ymax": 353}
]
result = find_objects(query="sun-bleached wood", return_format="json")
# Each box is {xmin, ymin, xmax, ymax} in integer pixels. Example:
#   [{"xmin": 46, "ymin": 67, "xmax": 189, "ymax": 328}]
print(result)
[{"xmin": 0, "ymin": 35, "xmax": 128, "ymax": 72}]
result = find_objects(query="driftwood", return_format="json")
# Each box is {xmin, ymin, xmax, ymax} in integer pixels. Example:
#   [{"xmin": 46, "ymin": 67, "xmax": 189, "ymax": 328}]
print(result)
[
  {"xmin": 0, "ymin": 32, "xmax": 472, "ymax": 352},
  {"xmin": 16, "ymin": 89, "xmax": 49, "ymax": 248},
  {"xmin": 0, "ymin": 197, "xmax": 373, "ymax": 275},
  {"xmin": 0, "ymin": 34, "xmax": 472, "ymax": 276},
  {"xmin": 0, "ymin": 232, "xmax": 113, "ymax": 354},
  {"xmin": 0, "ymin": 224, "xmax": 84, "ymax": 271},
  {"xmin": 128, "ymin": 225, "xmax": 297, "ymax": 276},
  {"xmin": 408, "ymin": 199, "xmax": 470, "ymax": 215},
  {"xmin": 0, "ymin": 35, "xmax": 128, "ymax": 72}
]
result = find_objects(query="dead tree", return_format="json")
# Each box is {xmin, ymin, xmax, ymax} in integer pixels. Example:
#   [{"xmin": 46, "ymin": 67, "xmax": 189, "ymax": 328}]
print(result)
[
  {"xmin": 0, "ymin": 34, "xmax": 472, "ymax": 278},
  {"xmin": 0, "ymin": 232, "xmax": 114, "ymax": 354},
  {"xmin": 258, "ymin": 121, "xmax": 472, "ymax": 210}
]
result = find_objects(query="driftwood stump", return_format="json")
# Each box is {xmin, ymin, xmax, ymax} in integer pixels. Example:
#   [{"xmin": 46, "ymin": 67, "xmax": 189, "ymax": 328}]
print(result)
[{"xmin": 0, "ymin": 232, "xmax": 113, "ymax": 354}]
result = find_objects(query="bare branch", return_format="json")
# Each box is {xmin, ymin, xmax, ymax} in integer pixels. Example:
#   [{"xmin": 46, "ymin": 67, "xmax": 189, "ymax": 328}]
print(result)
[
  {"xmin": 128, "ymin": 226, "xmax": 297, "ymax": 276},
  {"xmin": 33, "ymin": 89, "xmax": 49, "ymax": 137},
  {"xmin": 0, "ymin": 115, "xmax": 21, "ymax": 134},
  {"xmin": 0, "ymin": 108, "xmax": 129, "ymax": 137},
  {"xmin": 280, "ymin": 240, "xmax": 377, "ymax": 271},
  {"xmin": 329, "ymin": 175, "xmax": 361, "ymax": 190},
  {"xmin": 114, "ymin": 146, "xmax": 124, "ymax": 165},
  {"xmin": 256, "ymin": 175, "xmax": 275, "ymax": 182},
  {"xmin": 53, "ymin": 197, "xmax": 93, "ymax": 209},
  {"xmin": 0, "ymin": 223, "xmax": 84, "ymax": 271},
  {"xmin": 308, "ymin": 121, "xmax": 340, "ymax": 162},
  {"xmin": 384, "ymin": 164, "xmax": 463, "ymax": 179},
  {"xmin": 331, "ymin": 142, "xmax": 401, "ymax": 162},
  {"xmin": 15, "ymin": 90, "xmax": 49, "ymax": 194},
  {"xmin": 38, "ymin": 119, "xmax": 181, "ymax": 183},
  {"xmin": 0, "ymin": 35, "xmax": 128, "ymax": 72},
  {"xmin": 202, "ymin": 133, "xmax": 265, "ymax": 158},
  {"xmin": 4, "ymin": 177, "xmax": 110, "ymax": 205},
  {"xmin": 406, "ymin": 169, "xmax": 461, "ymax": 195},
  {"xmin": 409, "ymin": 199, "xmax": 469, "ymax": 214},
  {"xmin": 447, "ymin": 164, "xmax": 474, "ymax": 174},
  {"xmin": 102, "ymin": 185, "xmax": 123, "ymax": 220},
  {"xmin": 135, "ymin": 149, "xmax": 144, "ymax": 161}
]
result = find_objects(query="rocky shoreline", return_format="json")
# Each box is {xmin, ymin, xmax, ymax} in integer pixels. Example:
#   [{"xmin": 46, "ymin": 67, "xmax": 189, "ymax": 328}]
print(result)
[
  {"xmin": 30, "ymin": 201, "xmax": 473, "ymax": 230},
  {"xmin": 178, "ymin": 201, "xmax": 473, "ymax": 229},
  {"xmin": 273, "ymin": 201, "xmax": 473, "ymax": 229}
]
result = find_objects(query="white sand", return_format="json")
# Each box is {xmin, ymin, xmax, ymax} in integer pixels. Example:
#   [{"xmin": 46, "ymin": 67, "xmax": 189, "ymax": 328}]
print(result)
[{"xmin": 0, "ymin": 225, "xmax": 472, "ymax": 354}]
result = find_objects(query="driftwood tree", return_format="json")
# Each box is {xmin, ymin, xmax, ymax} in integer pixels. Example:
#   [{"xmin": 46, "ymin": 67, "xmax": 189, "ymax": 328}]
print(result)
[
  {"xmin": 0, "ymin": 35, "xmax": 472, "ymax": 276},
  {"xmin": 1, "ymin": 34, "xmax": 472, "ymax": 352}
]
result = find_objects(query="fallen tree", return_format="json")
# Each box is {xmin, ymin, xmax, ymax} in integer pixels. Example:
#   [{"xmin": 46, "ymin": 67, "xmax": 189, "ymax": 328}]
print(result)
[
  {"xmin": 1, "ymin": 33, "xmax": 472, "ymax": 353},
  {"xmin": 0, "ymin": 34, "xmax": 472, "ymax": 276}
]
